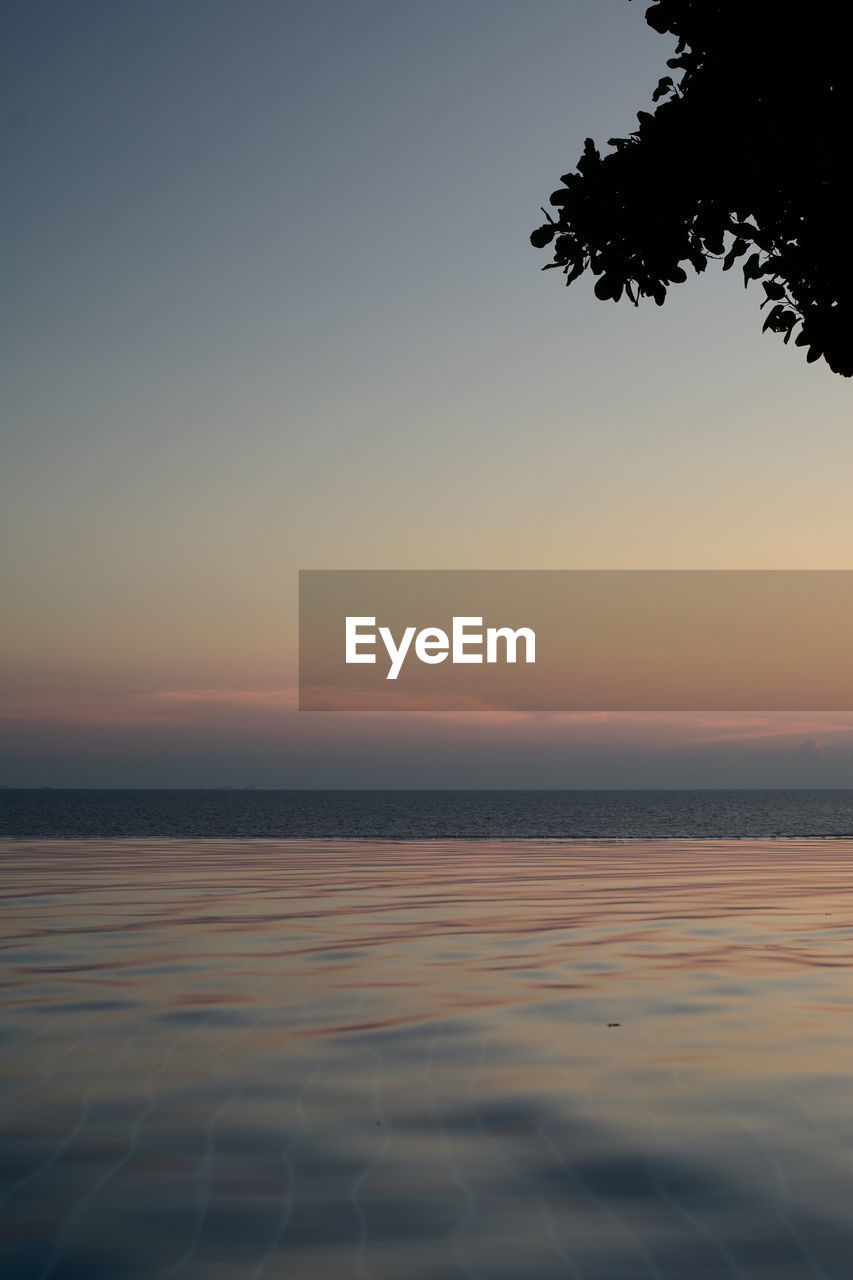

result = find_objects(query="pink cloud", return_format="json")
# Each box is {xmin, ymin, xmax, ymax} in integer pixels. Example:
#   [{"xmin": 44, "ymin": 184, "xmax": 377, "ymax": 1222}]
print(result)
[
  {"xmin": 0, "ymin": 686, "xmax": 298, "ymax": 727},
  {"xmin": 2, "ymin": 689, "xmax": 853, "ymax": 762}
]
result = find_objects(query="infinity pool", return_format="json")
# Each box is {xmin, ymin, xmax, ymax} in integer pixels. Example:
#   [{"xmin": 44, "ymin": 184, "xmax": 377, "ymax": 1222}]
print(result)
[{"xmin": 3, "ymin": 840, "xmax": 853, "ymax": 1279}]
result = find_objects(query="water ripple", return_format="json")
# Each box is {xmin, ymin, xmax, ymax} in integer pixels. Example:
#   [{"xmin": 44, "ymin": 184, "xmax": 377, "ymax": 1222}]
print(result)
[{"xmin": 4, "ymin": 840, "xmax": 853, "ymax": 1277}]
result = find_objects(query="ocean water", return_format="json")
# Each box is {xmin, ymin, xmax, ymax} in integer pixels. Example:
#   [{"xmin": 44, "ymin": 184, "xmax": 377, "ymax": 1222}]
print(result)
[
  {"xmin": 3, "ymin": 788, "xmax": 853, "ymax": 839},
  {"xmin": 4, "ymin": 838, "xmax": 853, "ymax": 1278}
]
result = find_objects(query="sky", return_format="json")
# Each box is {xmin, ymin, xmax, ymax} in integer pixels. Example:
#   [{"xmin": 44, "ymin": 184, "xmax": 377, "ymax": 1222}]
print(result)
[{"xmin": 2, "ymin": 0, "xmax": 853, "ymax": 787}]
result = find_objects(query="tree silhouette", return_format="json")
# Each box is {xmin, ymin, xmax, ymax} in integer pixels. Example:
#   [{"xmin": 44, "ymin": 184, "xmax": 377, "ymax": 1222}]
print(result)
[{"xmin": 532, "ymin": 1, "xmax": 853, "ymax": 376}]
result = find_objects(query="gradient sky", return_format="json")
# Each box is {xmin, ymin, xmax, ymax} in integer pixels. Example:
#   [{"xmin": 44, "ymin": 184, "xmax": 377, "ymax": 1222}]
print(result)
[{"xmin": 3, "ymin": 0, "xmax": 853, "ymax": 787}]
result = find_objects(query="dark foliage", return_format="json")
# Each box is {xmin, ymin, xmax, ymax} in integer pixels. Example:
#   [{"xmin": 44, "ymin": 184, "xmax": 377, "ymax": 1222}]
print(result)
[{"xmin": 532, "ymin": 1, "xmax": 853, "ymax": 376}]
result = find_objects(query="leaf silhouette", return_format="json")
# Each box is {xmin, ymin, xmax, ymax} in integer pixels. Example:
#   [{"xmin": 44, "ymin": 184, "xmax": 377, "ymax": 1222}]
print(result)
[{"xmin": 530, "ymin": 0, "xmax": 853, "ymax": 377}]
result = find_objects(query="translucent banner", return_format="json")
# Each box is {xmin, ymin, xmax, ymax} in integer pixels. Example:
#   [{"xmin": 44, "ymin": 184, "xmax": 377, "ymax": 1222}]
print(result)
[{"xmin": 299, "ymin": 570, "xmax": 853, "ymax": 710}]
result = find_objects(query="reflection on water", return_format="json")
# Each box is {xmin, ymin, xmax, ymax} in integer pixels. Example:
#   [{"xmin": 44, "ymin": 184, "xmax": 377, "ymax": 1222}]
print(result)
[{"xmin": 3, "ymin": 842, "xmax": 853, "ymax": 1278}]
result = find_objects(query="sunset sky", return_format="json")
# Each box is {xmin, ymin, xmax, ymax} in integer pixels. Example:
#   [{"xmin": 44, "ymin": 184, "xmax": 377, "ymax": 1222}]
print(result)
[{"xmin": 3, "ymin": 0, "xmax": 853, "ymax": 787}]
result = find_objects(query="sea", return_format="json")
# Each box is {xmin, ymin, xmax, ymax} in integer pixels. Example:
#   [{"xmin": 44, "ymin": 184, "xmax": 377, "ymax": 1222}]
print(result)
[
  {"xmin": 3, "ymin": 787, "xmax": 853, "ymax": 839},
  {"xmin": 5, "ymin": 794, "xmax": 853, "ymax": 1278}
]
